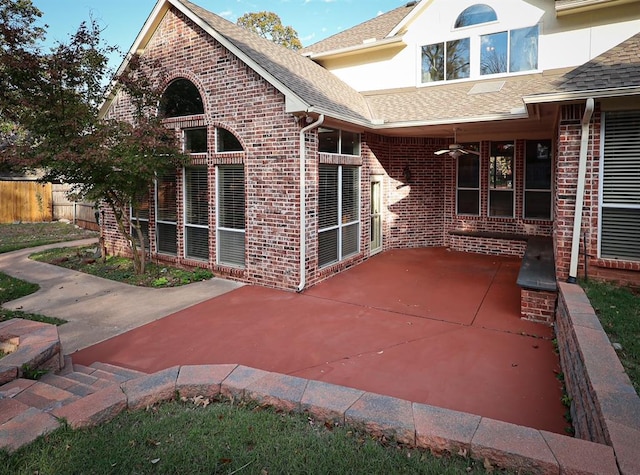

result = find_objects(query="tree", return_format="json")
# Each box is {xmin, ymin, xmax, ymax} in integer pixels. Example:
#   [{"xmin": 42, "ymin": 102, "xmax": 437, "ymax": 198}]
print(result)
[
  {"xmin": 237, "ymin": 11, "xmax": 302, "ymax": 50},
  {"xmin": 0, "ymin": 1, "xmax": 187, "ymax": 274}
]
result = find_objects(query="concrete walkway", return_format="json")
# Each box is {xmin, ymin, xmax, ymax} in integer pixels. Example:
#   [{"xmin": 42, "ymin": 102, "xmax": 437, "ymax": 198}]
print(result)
[{"xmin": 0, "ymin": 239, "xmax": 242, "ymax": 353}]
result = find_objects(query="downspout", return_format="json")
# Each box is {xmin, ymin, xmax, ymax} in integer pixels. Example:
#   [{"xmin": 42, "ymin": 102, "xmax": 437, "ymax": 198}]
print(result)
[
  {"xmin": 297, "ymin": 114, "xmax": 324, "ymax": 292},
  {"xmin": 567, "ymin": 98, "xmax": 595, "ymax": 284}
]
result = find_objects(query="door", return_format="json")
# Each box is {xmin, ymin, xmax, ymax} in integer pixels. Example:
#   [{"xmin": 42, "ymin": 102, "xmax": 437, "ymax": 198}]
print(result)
[{"xmin": 370, "ymin": 179, "xmax": 382, "ymax": 254}]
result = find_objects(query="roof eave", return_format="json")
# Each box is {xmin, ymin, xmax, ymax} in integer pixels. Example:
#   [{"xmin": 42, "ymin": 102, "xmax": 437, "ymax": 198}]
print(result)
[
  {"xmin": 555, "ymin": 0, "xmax": 640, "ymax": 16},
  {"xmin": 523, "ymin": 86, "xmax": 640, "ymax": 104},
  {"xmin": 368, "ymin": 110, "xmax": 531, "ymax": 131},
  {"xmin": 303, "ymin": 36, "xmax": 405, "ymax": 61}
]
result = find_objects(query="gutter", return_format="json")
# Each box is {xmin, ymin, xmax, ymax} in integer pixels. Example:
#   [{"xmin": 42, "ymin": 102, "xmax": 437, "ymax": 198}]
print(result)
[
  {"xmin": 297, "ymin": 114, "xmax": 325, "ymax": 292},
  {"xmin": 567, "ymin": 97, "xmax": 595, "ymax": 283}
]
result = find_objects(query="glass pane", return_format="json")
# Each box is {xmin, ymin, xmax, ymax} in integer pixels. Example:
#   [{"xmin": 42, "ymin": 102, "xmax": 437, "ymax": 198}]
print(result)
[
  {"xmin": 342, "ymin": 222, "xmax": 360, "ymax": 258},
  {"xmin": 340, "ymin": 131, "xmax": 360, "ymax": 155},
  {"xmin": 217, "ymin": 128, "xmax": 243, "ymax": 152},
  {"xmin": 185, "ymin": 128, "xmax": 207, "ymax": 153},
  {"xmin": 446, "ymin": 38, "xmax": 470, "ymax": 80},
  {"xmin": 186, "ymin": 167, "xmax": 208, "ymax": 226},
  {"xmin": 319, "ymin": 165, "xmax": 339, "ymax": 229},
  {"xmin": 218, "ymin": 166, "xmax": 245, "ymax": 230},
  {"xmin": 457, "ymin": 190, "xmax": 480, "ymax": 215},
  {"xmin": 319, "ymin": 228, "xmax": 338, "ymax": 267},
  {"xmin": 455, "ymin": 4, "xmax": 497, "ymax": 28},
  {"xmin": 157, "ymin": 222, "xmax": 177, "ymax": 255},
  {"xmin": 510, "ymin": 26, "xmax": 538, "ymax": 72},
  {"xmin": 489, "ymin": 190, "xmax": 514, "ymax": 217},
  {"xmin": 131, "ymin": 219, "xmax": 149, "ymax": 249},
  {"xmin": 421, "ymin": 43, "xmax": 445, "ymax": 83},
  {"xmin": 457, "ymin": 155, "xmax": 479, "ymax": 188},
  {"xmin": 318, "ymin": 128, "xmax": 339, "ymax": 153},
  {"xmin": 132, "ymin": 192, "xmax": 150, "ymax": 220},
  {"xmin": 218, "ymin": 229, "xmax": 245, "ymax": 266},
  {"xmin": 490, "ymin": 142, "xmax": 514, "ymax": 189},
  {"xmin": 481, "ymin": 32, "xmax": 507, "ymax": 75},
  {"xmin": 525, "ymin": 140, "xmax": 551, "ymax": 190},
  {"xmin": 157, "ymin": 172, "xmax": 177, "ymax": 222},
  {"xmin": 524, "ymin": 191, "xmax": 551, "ymax": 220},
  {"xmin": 601, "ymin": 208, "xmax": 640, "ymax": 261},
  {"xmin": 160, "ymin": 78, "xmax": 204, "ymax": 118},
  {"xmin": 186, "ymin": 226, "xmax": 209, "ymax": 260},
  {"xmin": 342, "ymin": 167, "xmax": 359, "ymax": 224}
]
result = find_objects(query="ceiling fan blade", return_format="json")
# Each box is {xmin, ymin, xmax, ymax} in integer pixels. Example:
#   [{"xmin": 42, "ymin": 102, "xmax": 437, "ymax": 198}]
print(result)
[
  {"xmin": 434, "ymin": 150, "xmax": 449, "ymax": 155},
  {"xmin": 464, "ymin": 149, "xmax": 480, "ymax": 156}
]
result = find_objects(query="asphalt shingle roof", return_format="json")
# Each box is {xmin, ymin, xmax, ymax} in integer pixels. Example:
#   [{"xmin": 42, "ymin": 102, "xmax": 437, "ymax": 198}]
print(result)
[
  {"xmin": 554, "ymin": 32, "xmax": 640, "ymax": 92},
  {"xmin": 178, "ymin": 0, "xmax": 373, "ymax": 124},
  {"xmin": 301, "ymin": 2, "xmax": 418, "ymax": 56},
  {"xmin": 174, "ymin": 0, "xmax": 640, "ymax": 129}
]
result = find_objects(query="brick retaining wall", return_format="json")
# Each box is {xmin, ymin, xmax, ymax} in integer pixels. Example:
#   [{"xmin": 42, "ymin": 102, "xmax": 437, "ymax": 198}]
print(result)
[{"xmin": 555, "ymin": 282, "xmax": 640, "ymax": 474}]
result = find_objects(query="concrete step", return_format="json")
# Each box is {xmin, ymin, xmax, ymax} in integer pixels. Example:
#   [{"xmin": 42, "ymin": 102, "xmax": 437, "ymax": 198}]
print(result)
[{"xmin": 0, "ymin": 361, "xmax": 147, "ymax": 453}]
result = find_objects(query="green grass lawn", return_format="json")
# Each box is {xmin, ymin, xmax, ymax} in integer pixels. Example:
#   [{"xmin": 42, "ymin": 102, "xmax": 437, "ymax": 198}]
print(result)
[
  {"xmin": 581, "ymin": 279, "xmax": 640, "ymax": 393},
  {"xmin": 0, "ymin": 271, "xmax": 65, "ymax": 325},
  {"xmin": 0, "ymin": 222, "xmax": 98, "ymax": 254},
  {"xmin": 0, "ymin": 399, "xmax": 491, "ymax": 475}
]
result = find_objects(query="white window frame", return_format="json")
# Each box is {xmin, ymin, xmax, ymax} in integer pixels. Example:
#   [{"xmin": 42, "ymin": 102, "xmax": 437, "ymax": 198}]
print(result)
[
  {"xmin": 456, "ymin": 151, "xmax": 481, "ymax": 216},
  {"xmin": 523, "ymin": 139, "xmax": 553, "ymax": 221},
  {"xmin": 155, "ymin": 171, "xmax": 178, "ymax": 256},
  {"xmin": 597, "ymin": 111, "xmax": 640, "ymax": 261},
  {"xmin": 183, "ymin": 166, "xmax": 209, "ymax": 261},
  {"xmin": 318, "ymin": 128, "xmax": 361, "ymax": 156},
  {"xmin": 215, "ymin": 165, "xmax": 245, "ymax": 268},
  {"xmin": 488, "ymin": 141, "xmax": 515, "ymax": 218},
  {"xmin": 318, "ymin": 165, "xmax": 361, "ymax": 268}
]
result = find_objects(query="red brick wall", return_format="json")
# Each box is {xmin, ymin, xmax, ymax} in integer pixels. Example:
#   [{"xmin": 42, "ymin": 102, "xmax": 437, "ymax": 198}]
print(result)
[
  {"xmin": 444, "ymin": 139, "xmax": 552, "ymax": 257},
  {"xmin": 554, "ymin": 104, "xmax": 640, "ymax": 288}
]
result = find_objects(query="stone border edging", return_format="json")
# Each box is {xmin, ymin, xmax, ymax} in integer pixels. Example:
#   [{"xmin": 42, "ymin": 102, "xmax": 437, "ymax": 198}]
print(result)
[
  {"xmin": 0, "ymin": 319, "xmax": 62, "ymax": 385},
  {"xmin": 556, "ymin": 283, "xmax": 640, "ymax": 475},
  {"xmin": 48, "ymin": 363, "xmax": 618, "ymax": 474}
]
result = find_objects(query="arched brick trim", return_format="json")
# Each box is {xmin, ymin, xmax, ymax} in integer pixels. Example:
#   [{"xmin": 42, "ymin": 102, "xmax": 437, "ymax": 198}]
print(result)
[{"xmin": 161, "ymin": 71, "xmax": 209, "ymax": 117}]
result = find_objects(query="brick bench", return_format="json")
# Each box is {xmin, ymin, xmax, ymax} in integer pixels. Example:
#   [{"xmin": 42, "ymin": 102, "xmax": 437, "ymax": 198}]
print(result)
[
  {"xmin": 516, "ymin": 237, "xmax": 557, "ymax": 324},
  {"xmin": 447, "ymin": 230, "xmax": 528, "ymax": 257}
]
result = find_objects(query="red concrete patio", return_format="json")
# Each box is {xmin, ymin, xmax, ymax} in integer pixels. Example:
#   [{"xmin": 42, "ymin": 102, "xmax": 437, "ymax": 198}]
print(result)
[{"xmin": 72, "ymin": 247, "xmax": 567, "ymax": 434}]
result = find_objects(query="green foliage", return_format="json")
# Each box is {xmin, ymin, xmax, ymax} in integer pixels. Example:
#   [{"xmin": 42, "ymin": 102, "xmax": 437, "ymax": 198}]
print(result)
[
  {"xmin": 237, "ymin": 11, "xmax": 303, "ymax": 50},
  {"xmin": 0, "ymin": 1, "xmax": 188, "ymax": 275},
  {"xmin": 581, "ymin": 279, "xmax": 640, "ymax": 393},
  {"xmin": 30, "ymin": 246, "xmax": 214, "ymax": 288},
  {"xmin": 20, "ymin": 363, "xmax": 48, "ymax": 380},
  {"xmin": 0, "ymin": 399, "xmax": 491, "ymax": 474}
]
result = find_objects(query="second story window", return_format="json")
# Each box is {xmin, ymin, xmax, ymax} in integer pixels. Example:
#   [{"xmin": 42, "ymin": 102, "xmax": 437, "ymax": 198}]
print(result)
[
  {"xmin": 184, "ymin": 128, "xmax": 207, "ymax": 154},
  {"xmin": 420, "ymin": 4, "xmax": 538, "ymax": 84}
]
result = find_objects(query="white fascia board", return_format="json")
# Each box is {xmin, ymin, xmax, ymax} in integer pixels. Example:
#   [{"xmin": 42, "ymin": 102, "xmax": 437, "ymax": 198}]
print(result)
[
  {"xmin": 523, "ymin": 86, "xmax": 640, "ymax": 104},
  {"xmin": 305, "ymin": 36, "xmax": 405, "ymax": 60},
  {"xmin": 371, "ymin": 111, "xmax": 531, "ymax": 130},
  {"xmin": 556, "ymin": 0, "xmax": 640, "ymax": 16},
  {"xmin": 387, "ymin": 0, "xmax": 435, "ymax": 38}
]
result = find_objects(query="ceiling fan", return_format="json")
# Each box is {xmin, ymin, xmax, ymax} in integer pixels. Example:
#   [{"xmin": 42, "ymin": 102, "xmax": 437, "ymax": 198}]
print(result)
[{"xmin": 434, "ymin": 128, "xmax": 480, "ymax": 158}]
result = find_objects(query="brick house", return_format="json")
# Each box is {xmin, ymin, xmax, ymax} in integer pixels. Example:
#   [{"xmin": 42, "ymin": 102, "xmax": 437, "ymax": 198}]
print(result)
[{"xmin": 100, "ymin": 0, "xmax": 640, "ymax": 314}]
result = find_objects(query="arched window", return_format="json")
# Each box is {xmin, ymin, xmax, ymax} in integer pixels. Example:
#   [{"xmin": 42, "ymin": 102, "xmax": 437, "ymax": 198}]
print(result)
[
  {"xmin": 160, "ymin": 78, "xmax": 204, "ymax": 118},
  {"xmin": 455, "ymin": 4, "xmax": 497, "ymax": 28}
]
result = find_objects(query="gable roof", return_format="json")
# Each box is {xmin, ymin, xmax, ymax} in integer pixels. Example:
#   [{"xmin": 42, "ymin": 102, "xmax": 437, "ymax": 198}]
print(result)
[
  {"xmin": 104, "ymin": 0, "xmax": 373, "ymax": 125},
  {"xmin": 524, "ymin": 32, "xmax": 640, "ymax": 104},
  {"xmin": 301, "ymin": 2, "xmax": 419, "ymax": 58},
  {"xmin": 107, "ymin": 0, "xmax": 640, "ymax": 135}
]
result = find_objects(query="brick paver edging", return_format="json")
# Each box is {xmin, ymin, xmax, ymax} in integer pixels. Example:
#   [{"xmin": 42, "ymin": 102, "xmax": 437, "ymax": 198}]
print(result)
[
  {"xmin": 556, "ymin": 283, "xmax": 640, "ymax": 475},
  {"xmin": 1, "ymin": 363, "xmax": 616, "ymax": 474}
]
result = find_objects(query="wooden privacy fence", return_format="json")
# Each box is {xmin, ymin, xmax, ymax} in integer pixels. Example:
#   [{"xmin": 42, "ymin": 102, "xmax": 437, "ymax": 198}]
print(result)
[
  {"xmin": 0, "ymin": 181, "xmax": 53, "ymax": 223},
  {"xmin": 0, "ymin": 181, "xmax": 97, "ymax": 229}
]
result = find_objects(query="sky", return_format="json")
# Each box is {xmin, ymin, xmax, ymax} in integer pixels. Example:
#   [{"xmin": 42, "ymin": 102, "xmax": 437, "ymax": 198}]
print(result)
[{"xmin": 32, "ymin": 0, "xmax": 406, "ymax": 70}]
